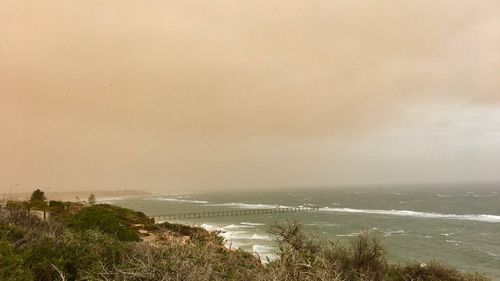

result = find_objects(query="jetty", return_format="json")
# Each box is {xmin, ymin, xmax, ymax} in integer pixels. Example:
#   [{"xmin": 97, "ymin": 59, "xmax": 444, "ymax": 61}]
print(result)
[{"xmin": 151, "ymin": 206, "xmax": 319, "ymax": 221}]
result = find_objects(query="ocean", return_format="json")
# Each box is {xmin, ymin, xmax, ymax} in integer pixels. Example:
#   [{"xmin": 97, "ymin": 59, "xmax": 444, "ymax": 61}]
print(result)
[{"xmin": 104, "ymin": 184, "xmax": 500, "ymax": 280}]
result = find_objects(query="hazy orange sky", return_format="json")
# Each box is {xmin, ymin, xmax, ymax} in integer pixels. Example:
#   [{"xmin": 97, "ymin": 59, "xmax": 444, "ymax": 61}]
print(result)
[{"xmin": 1, "ymin": 1, "xmax": 499, "ymax": 193}]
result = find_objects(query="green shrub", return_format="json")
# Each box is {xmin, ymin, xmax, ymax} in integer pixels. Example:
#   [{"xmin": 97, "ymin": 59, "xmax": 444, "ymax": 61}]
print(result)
[
  {"xmin": 62, "ymin": 205, "xmax": 144, "ymax": 241},
  {"xmin": 267, "ymin": 220, "xmax": 326, "ymax": 280},
  {"xmin": 349, "ymin": 230, "xmax": 388, "ymax": 281},
  {"xmin": 48, "ymin": 200, "xmax": 66, "ymax": 217},
  {"xmin": 0, "ymin": 240, "xmax": 33, "ymax": 281},
  {"xmin": 160, "ymin": 222, "xmax": 224, "ymax": 245},
  {"xmin": 389, "ymin": 262, "xmax": 491, "ymax": 281},
  {"xmin": 83, "ymin": 236, "xmax": 263, "ymax": 281}
]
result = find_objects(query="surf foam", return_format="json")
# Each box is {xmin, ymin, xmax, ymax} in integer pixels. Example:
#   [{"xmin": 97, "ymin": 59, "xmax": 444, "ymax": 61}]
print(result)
[
  {"xmin": 146, "ymin": 197, "xmax": 209, "ymax": 204},
  {"xmin": 319, "ymin": 207, "xmax": 500, "ymax": 223},
  {"xmin": 207, "ymin": 202, "xmax": 279, "ymax": 209}
]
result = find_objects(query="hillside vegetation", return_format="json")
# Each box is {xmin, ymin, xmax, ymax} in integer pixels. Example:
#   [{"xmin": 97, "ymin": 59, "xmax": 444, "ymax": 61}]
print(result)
[{"xmin": 0, "ymin": 199, "xmax": 491, "ymax": 281}]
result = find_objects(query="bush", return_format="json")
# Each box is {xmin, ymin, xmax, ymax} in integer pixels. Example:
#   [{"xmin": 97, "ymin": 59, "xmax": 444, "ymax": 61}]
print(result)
[
  {"xmin": 159, "ymin": 222, "xmax": 224, "ymax": 245},
  {"xmin": 0, "ymin": 240, "xmax": 33, "ymax": 281},
  {"xmin": 350, "ymin": 230, "xmax": 387, "ymax": 280},
  {"xmin": 48, "ymin": 200, "xmax": 66, "ymax": 217},
  {"xmin": 265, "ymin": 221, "xmax": 488, "ymax": 281},
  {"xmin": 0, "ymin": 218, "xmax": 129, "ymax": 280},
  {"xmin": 83, "ymin": 236, "xmax": 263, "ymax": 281},
  {"xmin": 267, "ymin": 220, "xmax": 326, "ymax": 280},
  {"xmin": 389, "ymin": 262, "xmax": 491, "ymax": 281},
  {"xmin": 62, "ymin": 205, "xmax": 147, "ymax": 241}
]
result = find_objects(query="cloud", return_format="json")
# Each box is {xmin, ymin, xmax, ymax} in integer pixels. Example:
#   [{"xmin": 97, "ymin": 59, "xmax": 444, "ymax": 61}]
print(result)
[{"xmin": 2, "ymin": 1, "xmax": 499, "ymax": 137}]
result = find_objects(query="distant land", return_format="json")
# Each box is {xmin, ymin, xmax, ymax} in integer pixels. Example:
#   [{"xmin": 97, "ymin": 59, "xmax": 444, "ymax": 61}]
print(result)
[{"xmin": 1, "ymin": 189, "xmax": 151, "ymax": 202}]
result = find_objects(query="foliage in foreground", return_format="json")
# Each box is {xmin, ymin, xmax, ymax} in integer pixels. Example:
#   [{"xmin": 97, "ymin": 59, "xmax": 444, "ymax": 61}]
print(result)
[
  {"xmin": 60, "ymin": 204, "xmax": 155, "ymax": 241},
  {"xmin": 0, "ymin": 204, "xmax": 491, "ymax": 281}
]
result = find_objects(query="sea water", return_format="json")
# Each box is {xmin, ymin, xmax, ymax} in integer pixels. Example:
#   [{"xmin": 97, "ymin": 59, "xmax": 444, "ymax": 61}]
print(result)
[{"xmin": 105, "ymin": 184, "xmax": 500, "ymax": 279}]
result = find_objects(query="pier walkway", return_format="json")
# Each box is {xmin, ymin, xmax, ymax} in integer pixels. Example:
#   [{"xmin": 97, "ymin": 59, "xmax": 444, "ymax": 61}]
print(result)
[{"xmin": 150, "ymin": 206, "xmax": 319, "ymax": 221}]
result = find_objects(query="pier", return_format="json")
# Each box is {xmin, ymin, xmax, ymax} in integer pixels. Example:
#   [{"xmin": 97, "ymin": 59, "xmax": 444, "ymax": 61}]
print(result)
[{"xmin": 150, "ymin": 206, "xmax": 319, "ymax": 221}]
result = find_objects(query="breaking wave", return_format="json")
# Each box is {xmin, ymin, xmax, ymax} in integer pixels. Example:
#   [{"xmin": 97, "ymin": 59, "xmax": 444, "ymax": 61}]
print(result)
[
  {"xmin": 319, "ymin": 208, "xmax": 500, "ymax": 223},
  {"xmin": 207, "ymin": 202, "xmax": 282, "ymax": 209},
  {"xmin": 146, "ymin": 197, "xmax": 209, "ymax": 204},
  {"xmin": 241, "ymin": 222, "xmax": 266, "ymax": 226}
]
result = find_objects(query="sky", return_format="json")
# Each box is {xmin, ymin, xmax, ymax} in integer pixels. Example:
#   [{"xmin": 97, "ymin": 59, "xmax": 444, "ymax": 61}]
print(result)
[{"xmin": 1, "ymin": 0, "xmax": 499, "ymax": 193}]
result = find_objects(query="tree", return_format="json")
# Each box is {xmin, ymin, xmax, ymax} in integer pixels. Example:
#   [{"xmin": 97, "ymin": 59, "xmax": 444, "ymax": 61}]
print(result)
[
  {"xmin": 88, "ymin": 194, "xmax": 96, "ymax": 205},
  {"xmin": 30, "ymin": 189, "xmax": 47, "ymax": 210},
  {"xmin": 30, "ymin": 189, "xmax": 46, "ymax": 202}
]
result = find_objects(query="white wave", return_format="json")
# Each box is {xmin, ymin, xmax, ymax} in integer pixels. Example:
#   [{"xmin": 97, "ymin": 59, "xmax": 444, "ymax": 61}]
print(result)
[
  {"xmin": 208, "ymin": 223, "xmax": 271, "ymax": 241},
  {"xmin": 222, "ymin": 239, "xmax": 245, "ymax": 250},
  {"xmin": 252, "ymin": 244, "xmax": 274, "ymax": 253},
  {"xmin": 220, "ymin": 231, "xmax": 249, "ymax": 240},
  {"xmin": 221, "ymin": 224, "xmax": 253, "ymax": 230},
  {"xmin": 241, "ymin": 222, "xmax": 265, "ymax": 226},
  {"xmin": 146, "ymin": 197, "xmax": 209, "ymax": 204},
  {"xmin": 221, "ymin": 231, "xmax": 271, "ymax": 241},
  {"xmin": 199, "ymin": 223, "xmax": 218, "ymax": 231},
  {"xmin": 250, "ymin": 233, "xmax": 272, "ymax": 240},
  {"xmin": 383, "ymin": 230, "xmax": 405, "ymax": 236},
  {"xmin": 307, "ymin": 222, "xmax": 339, "ymax": 227},
  {"xmin": 198, "ymin": 224, "xmax": 275, "ymax": 261},
  {"xmin": 207, "ymin": 202, "xmax": 279, "ymax": 209},
  {"xmin": 336, "ymin": 232, "xmax": 361, "ymax": 237},
  {"xmin": 252, "ymin": 245, "xmax": 277, "ymax": 262},
  {"xmin": 319, "ymin": 207, "xmax": 500, "ymax": 223}
]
